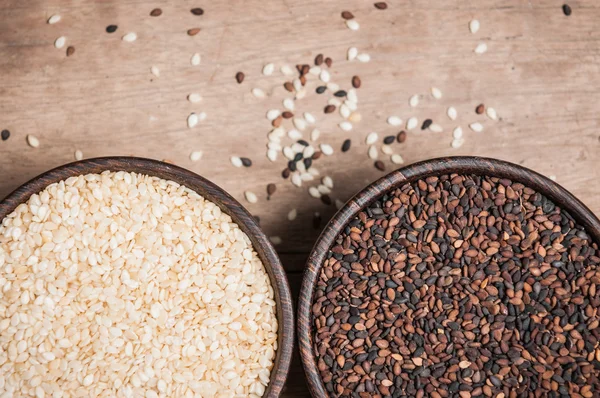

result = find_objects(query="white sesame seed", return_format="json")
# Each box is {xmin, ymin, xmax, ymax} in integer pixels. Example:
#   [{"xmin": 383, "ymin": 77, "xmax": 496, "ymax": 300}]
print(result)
[
  {"xmin": 328, "ymin": 98, "xmax": 341, "ymax": 107},
  {"xmin": 453, "ymin": 126, "xmax": 464, "ymax": 139},
  {"xmin": 190, "ymin": 52, "xmax": 201, "ymax": 65},
  {"xmin": 252, "ymin": 88, "xmax": 266, "ymax": 99},
  {"xmin": 345, "ymin": 100, "xmax": 357, "ymax": 111},
  {"xmin": 320, "ymin": 70, "xmax": 331, "ymax": 83},
  {"xmin": 122, "ymin": 33, "xmax": 137, "ymax": 43},
  {"xmin": 74, "ymin": 150, "xmax": 83, "ymax": 160},
  {"xmin": 301, "ymin": 172, "xmax": 314, "ymax": 181},
  {"xmin": 188, "ymin": 93, "xmax": 202, "ymax": 103},
  {"xmin": 391, "ymin": 154, "xmax": 404, "ymax": 165},
  {"xmin": 267, "ymin": 149, "xmax": 278, "ymax": 162},
  {"xmin": 47, "ymin": 15, "xmax": 61, "ymax": 24},
  {"xmin": 469, "ymin": 122, "xmax": 484, "ymax": 132},
  {"xmin": 431, "ymin": 87, "xmax": 443, "ymax": 99},
  {"xmin": 447, "ymin": 107, "xmax": 458, "ymax": 121},
  {"xmin": 150, "ymin": 66, "xmax": 160, "ymax": 77},
  {"xmin": 327, "ymin": 82, "xmax": 340, "ymax": 92},
  {"xmin": 409, "ymin": 95, "xmax": 419, "ymax": 108},
  {"xmin": 244, "ymin": 191, "xmax": 258, "ymax": 203},
  {"xmin": 294, "ymin": 118, "xmax": 307, "ymax": 131},
  {"xmin": 280, "ymin": 65, "xmax": 294, "ymax": 76},
  {"xmin": 230, "ymin": 156, "xmax": 243, "ymax": 167},
  {"xmin": 368, "ymin": 145, "xmax": 378, "ymax": 160},
  {"xmin": 295, "ymin": 89, "xmax": 307, "ymax": 100},
  {"xmin": 366, "ymin": 132, "xmax": 379, "ymax": 145},
  {"xmin": 549, "ymin": 175, "xmax": 557, "ymax": 181},
  {"xmin": 309, "ymin": 187, "xmax": 321, "ymax": 198},
  {"xmin": 288, "ymin": 129, "xmax": 303, "ymax": 140},
  {"xmin": 347, "ymin": 47, "xmax": 358, "ymax": 61},
  {"xmin": 292, "ymin": 143, "xmax": 306, "ymax": 155},
  {"xmin": 189, "ymin": 151, "xmax": 203, "ymax": 161},
  {"xmin": 387, "ymin": 116, "xmax": 403, "ymax": 127},
  {"xmin": 262, "ymin": 63, "xmax": 275, "ymax": 76},
  {"xmin": 340, "ymin": 104, "xmax": 351, "ymax": 119},
  {"xmin": 291, "ymin": 173, "xmax": 302, "ymax": 187},
  {"xmin": 283, "ymin": 98, "xmax": 295, "ymax": 111},
  {"xmin": 266, "ymin": 109, "xmax": 280, "ymax": 121},
  {"xmin": 357, "ymin": 53, "xmax": 371, "ymax": 63},
  {"xmin": 486, "ymin": 107, "xmax": 498, "ymax": 120},
  {"xmin": 474, "ymin": 43, "xmax": 488, "ymax": 54},
  {"xmin": 318, "ymin": 185, "xmax": 331, "ymax": 195},
  {"xmin": 347, "ymin": 89, "xmax": 358, "ymax": 103},
  {"xmin": 469, "ymin": 19, "xmax": 480, "ymax": 34},
  {"xmin": 268, "ymin": 141, "xmax": 281, "ymax": 151},
  {"xmin": 303, "ymin": 145, "xmax": 315, "ymax": 158},
  {"xmin": 287, "ymin": 208, "xmax": 297, "ymax": 221},
  {"xmin": 451, "ymin": 138, "xmax": 465, "ymax": 148},
  {"xmin": 320, "ymin": 144, "xmax": 334, "ymax": 156},
  {"xmin": 311, "ymin": 129, "xmax": 321, "ymax": 141},
  {"xmin": 187, "ymin": 113, "xmax": 199, "ymax": 128},
  {"xmin": 27, "ymin": 135, "xmax": 39, "ymax": 148},
  {"xmin": 339, "ymin": 122, "xmax": 353, "ymax": 132},
  {"xmin": 406, "ymin": 117, "xmax": 418, "ymax": 131},
  {"xmin": 304, "ymin": 112, "xmax": 316, "ymax": 125},
  {"xmin": 270, "ymin": 236, "xmax": 283, "ymax": 245},
  {"xmin": 429, "ymin": 123, "xmax": 444, "ymax": 133},
  {"xmin": 197, "ymin": 112, "xmax": 207, "ymax": 122},
  {"xmin": 346, "ymin": 19, "xmax": 360, "ymax": 31},
  {"xmin": 323, "ymin": 176, "xmax": 334, "ymax": 189},
  {"xmin": 54, "ymin": 36, "xmax": 66, "ymax": 49},
  {"xmin": 293, "ymin": 79, "xmax": 303, "ymax": 92},
  {"xmin": 381, "ymin": 145, "xmax": 394, "ymax": 155},
  {"xmin": 309, "ymin": 66, "xmax": 321, "ymax": 76},
  {"xmin": 283, "ymin": 146, "xmax": 295, "ymax": 160}
]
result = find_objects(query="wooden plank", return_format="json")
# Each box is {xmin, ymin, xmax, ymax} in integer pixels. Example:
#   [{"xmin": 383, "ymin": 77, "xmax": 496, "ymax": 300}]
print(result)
[{"xmin": 1, "ymin": 1, "xmax": 600, "ymax": 396}]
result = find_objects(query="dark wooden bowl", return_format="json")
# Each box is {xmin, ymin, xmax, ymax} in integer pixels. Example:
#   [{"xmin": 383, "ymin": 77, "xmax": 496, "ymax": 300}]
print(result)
[
  {"xmin": 0, "ymin": 156, "xmax": 294, "ymax": 397},
  {"xmin": 297, "ymin": 156, "xmax": 600, "ymax": 397}
]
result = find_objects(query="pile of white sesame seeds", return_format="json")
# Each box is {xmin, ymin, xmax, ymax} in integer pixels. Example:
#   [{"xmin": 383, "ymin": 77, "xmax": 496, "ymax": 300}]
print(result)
[{"xmin": 0, "ymin": 171, "xmax": 277, "ymax": 397}]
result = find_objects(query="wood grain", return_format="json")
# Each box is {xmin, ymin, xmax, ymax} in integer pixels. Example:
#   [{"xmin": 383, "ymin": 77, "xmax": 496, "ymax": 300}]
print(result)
[
  {"xmin": 1, "ymin": 1, "xmax": 600, "ymax": 396},
  {"xmin": 297, "ymin": 156, "xmax": 600, "ymax": 397}
]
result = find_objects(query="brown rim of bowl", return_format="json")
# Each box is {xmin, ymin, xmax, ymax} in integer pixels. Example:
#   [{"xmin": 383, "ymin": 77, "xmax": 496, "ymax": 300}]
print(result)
[
  {"xmin": 297, "ymin": 156, "xmax": 600, "ymax": 397},
  {"xmin": 0, "ymin": 156, "xmax": 294, "ymax": 397}
]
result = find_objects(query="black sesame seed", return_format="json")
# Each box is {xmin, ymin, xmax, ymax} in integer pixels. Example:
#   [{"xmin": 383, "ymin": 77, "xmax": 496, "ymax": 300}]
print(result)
[
  {"xmin": 562, "ymin": 4, "xmax": 572, "ymax": 16},
  {"xmin": 421, "ymin": 119, "xmax": 433, "ymax": 130},
  {"xmin": 383, "ymin": 135, "xmax": 395, "ymax": 145},
  {"xmin": 316, "ymin": 86, "xmax": 327, "ymax": 94},
  {"xmin": 304, "ymin": 158, "xmax": 312, "ymax": 169},
  {"xmin": 288, "ymin": 161, "xmax": 297, "ymax": 172},
  {"xmin": 341, "ymin": 139, "xmax": 351, "ymax": 152},
  {"xmin": 334, "ymin": 90, "xmax": 347, "ymax": 98},
  {"xmin": 293, "ymin": 153, "xmax": 303, "ymax": 162},
  {"xmin": 298, "ymin": 139, "xmax": 309, "ymax": 146},
  {"xmin": 240, "ymin": 157, "xmax": 252, "ymax": 167},
  {"xmin": 282, "ymin": 168, "xmax": 291, "ymax": 179},
  {"xmin": 191, "ymin": 7, "xmax": 204, "ymax": 15},
  {"xmin": 106, "ymin": 25, "xmax": 118, "ymax": 33},
  {"xmin": 1, "ymin": 129, "xmax": 10, "ymax": 141}
]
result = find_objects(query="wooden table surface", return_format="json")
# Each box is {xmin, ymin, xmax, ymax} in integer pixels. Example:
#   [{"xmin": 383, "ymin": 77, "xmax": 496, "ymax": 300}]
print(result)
[{"xmin": 1, "ymin": 0, "xmax": 599, "ymax": 396}]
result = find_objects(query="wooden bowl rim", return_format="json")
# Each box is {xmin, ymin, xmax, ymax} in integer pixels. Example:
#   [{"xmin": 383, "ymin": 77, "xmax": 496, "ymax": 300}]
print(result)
[
  {"xmin": 297, "ymin": 156, "xmax": 600, "ymax": 397},
  {"xmin": 0, "ymin": 156, "xmax": 294, "ymax": 397}
]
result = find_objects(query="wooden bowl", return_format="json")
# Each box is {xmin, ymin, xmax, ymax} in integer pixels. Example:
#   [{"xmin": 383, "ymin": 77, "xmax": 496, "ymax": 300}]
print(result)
[
  {"xmin": 0, "ymin": 156, "xmax": 294, "ymax": 397},
  {"xmin": 297, "ymin": 156, "xmax": 600, "ymax": 397}
]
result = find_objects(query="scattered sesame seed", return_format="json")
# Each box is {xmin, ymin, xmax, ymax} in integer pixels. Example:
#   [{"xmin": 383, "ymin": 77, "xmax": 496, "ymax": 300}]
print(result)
[
  {"xmin": 391, "ymin": 154, "xmax": 404, "ymax": 164},
  {"xmin": 476, "ymin": 103, "xmax": 485, "ymax": 114},
  {"xmin": 453, "ymin": 127, "xmax": 464, "ymax": 139},
  {"xmin": 469, "ymin": 122, "xmax": 484, "ymax": 132},
  {"xmin": 486, "ymin": 107, "xmax": 498, "ymax": 120},
  {"xmin": 280, "ymin": 65, "xmax": 294, "ymax": 76},
  {"xmin": 357, "ymin": 53, "xmax": 371, "ymax": 63},
  {"xmin": 240, "ymin": 157, "xmax": 252, "ymax": 167},
  {"xmin": 244, "ymin": 191, "xmax": 258, "ymax": 203},
  {"xmin": 190, "ymin": 8, "xmax": 204, "ymax": 15},
  {"xmin": 151, "ymin": 66, "xmax": 160, "ymax": 77},
  {"xmin": 422, "ymin": 119, "xmax": 433, "ymax": 130},
  {"xmin": 187, "ymin": 113, "xmax": 199, "ymax": 128},
  {"xmin": 266, "ymin": 109, "xmax": 280, "ymax": 121},
  {"xmin": 340, "ymin": 104, "xmax": 351, "ymax": 119},
  {"xmin": 317, "ymin": 184, "xmax": 331, "ymax": 194},
  {"xmin": 190, "ymin": 53, "xmax": 201, "ymax": 66},
  {"xmin": 252, "ymin": 88, "xmax": 266, "ymax": 99},
  {"xmin": 383, "ymin": 135, "xmax": 395, "ymax": 145},
  {"xmin": 347, "ymin": 47, "xmax": 358, "ymax": 61},
  {"xmin": 451, "ymin": 138, "xmax": 465, "ymax": 148},
  {"xmin": 320, "ymin": 144, "xmax": 334, "ymax": 156},
  {"xmin": 406, "ymin": 117, "xmax": 418, "ymax": 130},
  {"xmin": 122, "ymin": 33, "xmax": 137, "ymax": 42},
  {"xmin": 562, "ymin": 4, "xmax": 572, "ymax": 16},
  {"xmin": 431, "ymin": 87, "xmax": 443, "ymax": 99},
  {"xmin": 381, "ymin": 145, "xmax": 394, "ymax": 155},
  {"xmin": 352, "ymin": 76, "xmax": 361, "ymax": 89},
  {"xmin": 283, "ymin": 98, "xmax": 295, "ymax": 111},
  {"xmin": 27, "ymin": 135, "xmax": 39, "ymax": 148},
  {"xmin": 366, "ymin": 132, "xmax": 379, "ymax": 145},
  {"xmin": 549, "ymin": 175, "xmax": 557, "ymax": 181},
  {"xmin": 319, "ymin": 70, "xmax": 331, "ymax": 83},
  {"xmin": 231, "ymin": 156, "xmax": 243, "ymax": 168},
  {"xmin": 339, "ymin": 122, "xmax": 353, "ymax": 132},
  {"xmin": 187, "ymin": 28, "xmax": 201, "ymax": 36},
  {"xmin": 341, "ymin": 11, "xmax": 354, "ymax": 19},
  {"xmin": 294, "ymin": 118, "xmax": 307, "ymax": 131},
  {"xmin": 197, "ymin": 112, "xmax": 207, "ymax": 122},
  {"xmin": 374, "ymin": 160, "xmax": 385, "ymax": 171},
  {"xmin": 262, "ymin": 63, "xmax": 275, "ymax": 76},
  {"xmin": 323, "ymin": 176, "xmax": 334, "ymax": 189},
  {"xmin": 304, "ymin": 112, "xmax": 316, "ymax": 124},
  {"xmin": 189, "ymin": 151, "xmax": 203, "ymax": 162},
  {"xmin": 474, "ymin": 43, "xmax": 488, "ymax": 54},
  {"xmin": 291, "ymin": 172, "xmax": 302, "ymax": 187},
  {"xmin": 447, "ymin": 107, "xmax": 458, "ymax": 120},
  {"xmin": 429, "ymin": 123, "xmax": 444, "ymax": 133},
  {"xmin": 309, "ymin": 186, "xmax": 321, "ymax": 198},
  {"xmin": 311, "ymin": 129, "xmax": 321, "ymax": 141},
  {"xmin": 66, "ymin": 46, "xmax": 75, "ymax": 57},
  {"xmin": 287, "ymin": 208, "xmax": 297, "ymax": 221},
  {"xmin": 469, "ymin": 19, "xmax": 480, "ymax": 34},
  {"xmin": 387, "ymin": 116, "xmax": 402, "ymax": 127},
  {"xmin": 106, "ymin": 25, "xmax": 118, "ymax": 33},
  {"xmin": 54, "ymin": 36, "xmax": 66, "ymax": 49},
  {"xmin": 188, "ymin": 93, "xmax": 202, "ymax": 103},
  {"xmin": 74, "ymin": 150, "xmax": 83, "ymax": 160},
  {"xmin": 1, "ymin": 129, "xmax": 10, "ymax": 141},
  {"xmin": 374, "ymin": 2, "xmax": 388, "ymax": 10},
  {"xmin": 368, "ymin": 145, "xmax": 378, "ymax": 160},
  {"xmin": 409, "ymin": 95, "xmax": 419, "ymax": 107},
  {"xmin": 346, "ymin": 20, "xmax": 360, "ymax": 31},
  {"xmin": 48, "ymin": 15, "xmax": 61, "ymax": 24},
  {"xmin": 150, "ymin": 8, "xmax": 162, "ymax": 16}
]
